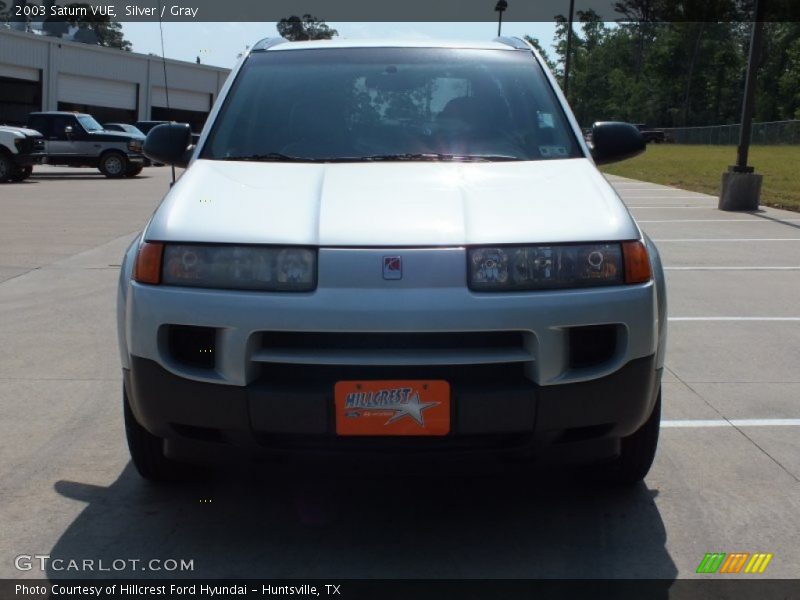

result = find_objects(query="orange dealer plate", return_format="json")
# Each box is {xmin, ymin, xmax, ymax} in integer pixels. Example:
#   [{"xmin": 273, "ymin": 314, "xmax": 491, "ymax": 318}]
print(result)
[{"xmin": 334, "ymin": 380, "xmax": 450, "ymax": 436}]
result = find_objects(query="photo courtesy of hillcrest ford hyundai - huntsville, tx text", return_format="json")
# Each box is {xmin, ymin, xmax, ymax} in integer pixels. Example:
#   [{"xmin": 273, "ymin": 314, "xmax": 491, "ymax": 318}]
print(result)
[{"xmin": 117, "ymin": 37, "xmax": 666, "ymax": 484}]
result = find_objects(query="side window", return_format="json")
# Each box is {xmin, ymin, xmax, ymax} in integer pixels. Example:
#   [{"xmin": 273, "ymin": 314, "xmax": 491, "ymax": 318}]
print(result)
[{"xmin": 50, "ymin": 117, "xmax": 70, "ymax": 138}]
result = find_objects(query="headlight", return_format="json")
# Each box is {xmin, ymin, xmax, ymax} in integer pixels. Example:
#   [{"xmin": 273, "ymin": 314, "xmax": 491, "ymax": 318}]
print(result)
[
  {"xmin": 151, "ymin": 244, "xmax": 316, "ymax": 291},
  {"xmin": 128, "ymin": 139, "xmax": 143, "ymax": 153},
  {"xmin": 468, "ymin": 243, "xmax": 629, "ymax": 291}
]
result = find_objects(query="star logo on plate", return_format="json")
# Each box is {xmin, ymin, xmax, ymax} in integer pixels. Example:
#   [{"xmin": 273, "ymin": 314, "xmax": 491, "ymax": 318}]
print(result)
[{"xmin": 383, "ymin": 391, "xmax": 439, "ymax": 427}]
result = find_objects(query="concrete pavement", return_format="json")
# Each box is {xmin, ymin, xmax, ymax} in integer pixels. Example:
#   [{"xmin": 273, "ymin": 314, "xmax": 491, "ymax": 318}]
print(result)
[{"xmin": 0, "ymin": 166, "xmax": 798, "ymax": 580}]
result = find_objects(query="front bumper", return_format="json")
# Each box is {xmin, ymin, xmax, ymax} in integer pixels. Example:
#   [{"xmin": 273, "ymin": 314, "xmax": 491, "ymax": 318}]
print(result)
[
  {"xmin": 15, "ymin": 152, "xmax": 45, "ymax": 166},
  {"xmin": 124, "ymin": 353, "xmax": 661, "ymax": 462},
  {"xmin": 120, "ymin": 246, "xmax": 663, "ymax": 463},
  {"xmin": 125, "ymin": 270, "xmax": 658, "ymax": 388}
]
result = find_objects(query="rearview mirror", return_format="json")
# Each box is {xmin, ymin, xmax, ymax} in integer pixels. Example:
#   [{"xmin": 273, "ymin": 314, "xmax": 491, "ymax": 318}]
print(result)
[
  {"xmin": 590, "ymin": 122, "xmax": 645, "ymax": 165},
  {"xmin": 64, "ymin": 125, "xmax": 73, "ymax": 136},
  {"xmin": 143, "ymin": 123, "xmax": 193, "ymax": 168}
]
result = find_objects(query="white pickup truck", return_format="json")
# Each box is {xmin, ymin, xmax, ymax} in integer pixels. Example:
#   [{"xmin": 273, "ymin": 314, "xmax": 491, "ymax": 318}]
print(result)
[{"xmin": 0, "ymin": 125, "xmax": 45, "ymax": 182}]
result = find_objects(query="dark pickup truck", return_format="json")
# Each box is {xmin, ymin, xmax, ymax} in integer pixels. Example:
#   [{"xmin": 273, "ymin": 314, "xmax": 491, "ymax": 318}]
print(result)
[
  {"xmin": 635, "ymin": 124, "xmax": 667, "ymax": 144},
  {"xmin": 27, "ymin": 111, "xmax": 146, "ymax": 178}
]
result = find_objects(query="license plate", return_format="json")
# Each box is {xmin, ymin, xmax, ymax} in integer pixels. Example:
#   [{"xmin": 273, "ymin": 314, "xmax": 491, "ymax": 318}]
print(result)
[{"xmin": 334, "ymin": 380, "xmax": 450, "ymax": 436}]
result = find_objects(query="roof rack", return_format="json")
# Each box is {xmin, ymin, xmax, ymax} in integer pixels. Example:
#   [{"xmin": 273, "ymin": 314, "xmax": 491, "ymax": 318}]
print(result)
[
  {"xmin": 251, "ymin": 37, "xmax": 289, "ymax": 52},
  {"xmin": 493, "ymin": 36, "xmax": 531, "ymax": 50}
]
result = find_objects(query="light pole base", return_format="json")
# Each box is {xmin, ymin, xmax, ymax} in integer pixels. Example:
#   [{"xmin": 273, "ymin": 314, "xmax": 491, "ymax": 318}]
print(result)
[{"xmin": 719, "ymin": 168, "xmax": 762, "ymax": 211}]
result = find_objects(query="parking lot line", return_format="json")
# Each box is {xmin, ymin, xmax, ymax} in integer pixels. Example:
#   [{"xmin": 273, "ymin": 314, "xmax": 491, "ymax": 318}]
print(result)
[
  {"xmin": 665, "ymin": 267, "xmax": 800, "ymax": 271},
  {"xmin": 627, "ymin": 205, "xmax": 710, "ymax": 208},
  {"xmin": 663, "ymin": 419, "xmax": 800, "ymax": 428},
  {"xmin": 669, "ymin": 317, "xmax": 800, "ymax": 321},
  {"xmin": 639, "ymin": 219, "xmax": 800, "ymax": 223},
  {"xmin": 621, "ymin": 195, "xmax": 713, "ymax": 199},
  {"xmin": 653, "ymin": 238, "xmax": 800, "ymax": 242}
]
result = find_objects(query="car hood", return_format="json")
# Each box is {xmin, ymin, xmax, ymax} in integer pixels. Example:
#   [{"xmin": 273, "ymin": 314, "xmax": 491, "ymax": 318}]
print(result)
[
  {"xmin": 88, "ymin": 130, "xmax": 144, "ymax": 142},
  {"xmin": 146, "ymin": 158, "xmax": 639, "ymax": 246},
  {"xmin": 2, "ymin": 126, "xmax": 43, "ymax": 138}
]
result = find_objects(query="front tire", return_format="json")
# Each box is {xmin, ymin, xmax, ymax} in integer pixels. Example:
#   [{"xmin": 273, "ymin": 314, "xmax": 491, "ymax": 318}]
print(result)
[
  {"xmin": 124, "ymin": 164, "xmax": 143, "ymax": 178},
  {"xmin": 10, "ymin": 165, "xmax": 33, "ymax": 181},
  {"xmin": 124, "ymin": 387, "xmax": 184, "ymax": 482},
  {"xmin": 99, "ymin": 151, "xmax": 128, "ymax": 178},
  {"xmin": 596, "ymin": 388, "xmax": 661, "ymax": 485}
]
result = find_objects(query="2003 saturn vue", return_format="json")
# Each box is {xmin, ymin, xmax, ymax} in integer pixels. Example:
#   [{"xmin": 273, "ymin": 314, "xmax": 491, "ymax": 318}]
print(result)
[{"xmin": 117, "ymin": 37, "xmax": 667, "ymax": 483}]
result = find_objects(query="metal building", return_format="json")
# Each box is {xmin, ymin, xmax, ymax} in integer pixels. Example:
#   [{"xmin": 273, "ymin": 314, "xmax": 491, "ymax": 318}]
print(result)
[{"xmin": 0, "ymin": 28, "xmax": 230, "ymax": 132}]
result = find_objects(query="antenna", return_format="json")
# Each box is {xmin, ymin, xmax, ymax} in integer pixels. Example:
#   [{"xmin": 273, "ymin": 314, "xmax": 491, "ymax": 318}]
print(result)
[
  {"xmin": 495, "ymin": 0, "xmax": 508, "ymax": 37},
  {"xmin": 157, "ymin": 0, "xmax": 176, "ymax": 184}
]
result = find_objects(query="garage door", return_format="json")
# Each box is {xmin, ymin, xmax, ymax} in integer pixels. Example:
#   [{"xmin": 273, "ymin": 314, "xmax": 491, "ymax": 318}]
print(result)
[
  {"xmin": 152, "ymin": 87, "xmax": 210, "ymax": 112},
  {"xmin": 0, "ymin": 62, "xmax": 39, "ymax": 82},
  {"xmin": 58, "ymin": 74, "xmax": 137, "ymax": 110}
]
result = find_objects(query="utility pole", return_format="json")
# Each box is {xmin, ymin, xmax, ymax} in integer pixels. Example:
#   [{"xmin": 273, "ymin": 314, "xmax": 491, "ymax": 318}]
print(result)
[
  {"xmin": 563, "ymin": 0, "xmax": 576, "ymax": 100},
  {"xmin": 719, "ymin": 0, "xmax": 766, "ymax": 210},
  {"xmin": 495, "ymin": 0, "xmax": 508, "ymax": 37}
]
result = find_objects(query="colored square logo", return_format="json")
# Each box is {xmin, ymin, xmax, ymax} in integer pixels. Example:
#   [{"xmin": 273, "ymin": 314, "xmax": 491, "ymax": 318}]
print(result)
[{"xmin": 383, "ymin": 256, "xmax": 402, "ymax": 280}]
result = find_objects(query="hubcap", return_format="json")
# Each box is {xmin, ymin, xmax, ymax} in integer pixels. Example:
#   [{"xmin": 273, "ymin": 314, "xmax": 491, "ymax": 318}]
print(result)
[{"xmin": 105, "ymin": 156, "xmax": 123, "ymax": 175}]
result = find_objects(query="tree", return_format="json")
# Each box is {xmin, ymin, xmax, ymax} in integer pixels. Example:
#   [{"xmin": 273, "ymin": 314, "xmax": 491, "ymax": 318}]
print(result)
[
  {"xmin": 521, "ymin": 18, "xmax": 788, "ymax": 129},
  {"xmin": 551, "ymin": 14, "xmax": 570, "ymax": 86},
  {"xmin": 779, "ymin": 33, "xmax": 800, "ymax": 119},
  {"xmin": 277, "ymin": 15, "xmax": 338, "ymax": 41},
  {"xmin": 41, "ymin": 0, "xmax": 69, "ymax": 37},
  {"xmin": 758, "ymin": 22, "xmax": 800, "ymax": 121},
  {"xmin": 40, "ymin": 2, "xmax": 131, "ymax": 50}
]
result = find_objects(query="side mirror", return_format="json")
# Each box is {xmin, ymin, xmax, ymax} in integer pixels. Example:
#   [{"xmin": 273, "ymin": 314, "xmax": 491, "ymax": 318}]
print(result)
[
  {"xmin": 590, "ymin": 122, "xmax": 645, "ymax": 165},
  {"xmin": 64, "ymin": 125, "xmax": 73, "ymax": 137},
  {"xmin": 143, "ymin": 123, "xmax": 193, "ymax": 168}
]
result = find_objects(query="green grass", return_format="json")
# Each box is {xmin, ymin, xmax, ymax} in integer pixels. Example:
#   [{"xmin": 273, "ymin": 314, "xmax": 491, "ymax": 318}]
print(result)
[{"xmin": 601, "ymin": 144, "xmax": 800, "ymax": 212}]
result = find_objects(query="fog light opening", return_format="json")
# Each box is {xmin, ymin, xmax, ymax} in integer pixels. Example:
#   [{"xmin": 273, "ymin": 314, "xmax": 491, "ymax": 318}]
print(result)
[
  {"xmin": 167, "ymin": 325, "xmax": 217, "ymax": 370},
  {"xmin": 568, "ymin": 325, "xmax": 618, "ymax": 369}
]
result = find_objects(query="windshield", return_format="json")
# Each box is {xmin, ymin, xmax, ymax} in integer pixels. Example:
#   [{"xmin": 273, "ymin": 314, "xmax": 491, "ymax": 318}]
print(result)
[
  {"xmin": 202, "ymin": 48, "xmax": 581, "ymax": 162},
  {"xmin": 121, "ymin": 124, "xmax": 144, "ymax": 135},
  {"xmin": 77, "ymin": 115, "xmax": 103, "ymax": 132}
]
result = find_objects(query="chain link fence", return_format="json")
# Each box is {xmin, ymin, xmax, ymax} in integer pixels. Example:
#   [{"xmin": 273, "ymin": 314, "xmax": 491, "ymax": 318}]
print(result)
[{"xmin": 662, "ymin": 120, "xmax": 800, "ymax": 145}]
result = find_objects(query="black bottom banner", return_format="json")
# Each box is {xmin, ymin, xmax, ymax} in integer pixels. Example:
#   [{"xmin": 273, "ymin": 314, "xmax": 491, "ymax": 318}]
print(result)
[{"xmin": 2, "ymin": 579, "xmax": 800, "ymax": 600}]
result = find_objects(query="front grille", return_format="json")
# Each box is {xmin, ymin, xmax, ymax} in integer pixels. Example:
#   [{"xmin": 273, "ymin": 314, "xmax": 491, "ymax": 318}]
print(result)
[
  {"xmin": 261, "ymin": 331, "xmax": 525, "ymax": 351},
  {"xmin": 17, "ymin": 137, "xmax": 44, "ymax": 154},
  {"xmin": 257, "ymin": 361, "xmax": 528, "ymax": 386},
  {"xmin": 253, "ymin": 331, "xmax": 534, "ymax": 367}
]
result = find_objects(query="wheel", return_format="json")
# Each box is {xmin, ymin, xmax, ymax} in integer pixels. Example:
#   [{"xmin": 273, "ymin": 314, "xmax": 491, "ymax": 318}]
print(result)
[
  {"xmin": 10, "ymin": 165, "xmax": 33, "ymax": 181},
  {"xmin": 125, "ymin": 164, "xmax": 143, "ymax": 178},
  {"xmin": 99, "ymin": 151, "xmax": 129, "ymax": 178},
  {"xmin": 0, "ymin": 153, "xmax": 13, "ymax": 182},
  {"xmin": 124, "ymin": 387, "xmax": 185, "ymax": 482},
  {"xmin": 595, "ymin": 388, "xmax": 661, "ymax": 485}
]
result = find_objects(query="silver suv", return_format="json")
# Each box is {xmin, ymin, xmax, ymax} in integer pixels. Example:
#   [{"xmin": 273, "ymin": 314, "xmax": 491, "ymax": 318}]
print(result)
[{"xmin": 118, "ymin": 38, "xmax": 666, "ymax": 484}]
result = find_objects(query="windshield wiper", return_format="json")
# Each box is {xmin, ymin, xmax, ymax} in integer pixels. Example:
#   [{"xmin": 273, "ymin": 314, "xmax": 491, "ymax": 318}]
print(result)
[
  {"xmin": 219, "ymin": 153, "xmax": 324, "ymax": 162},
  {"xmin": 217, "ymin": 152, "xmax": 523, "ymax": 163},
  {"xmin": 355, "ymin": 153, "xmax": 522, "ymax": 162}
]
